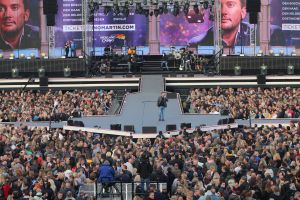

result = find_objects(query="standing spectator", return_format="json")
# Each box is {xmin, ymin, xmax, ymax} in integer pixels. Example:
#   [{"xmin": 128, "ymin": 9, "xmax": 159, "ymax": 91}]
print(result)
[
  {"xmin": 157, "ymin": 92, "xmax": 168, "ymax": 121},
  {"xmin": 137, "ymin": 150, "xmax": 153, "ymax": 192}
]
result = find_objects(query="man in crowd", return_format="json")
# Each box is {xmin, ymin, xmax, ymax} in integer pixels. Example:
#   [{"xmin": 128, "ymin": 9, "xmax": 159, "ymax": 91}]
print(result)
[{"xmin": 0, "ymin": 0, "xmax": 39, "ymax": 50}]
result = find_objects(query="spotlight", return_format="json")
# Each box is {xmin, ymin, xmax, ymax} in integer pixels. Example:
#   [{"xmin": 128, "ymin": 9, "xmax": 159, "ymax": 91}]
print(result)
[
  {"xmin": 172, "ymin": 2, "xmax": 179, "ymax": 16},
  {"xmin": 204, "ymin": 1, "xmax": 209, "ymax": 9},
  {"xmin": 88, "ymin": 14, "xmax": 94, "ymax": 23},
  {"xmin": 64, "ymin": 66, "xmax": 71, "ymax": 77},
  {"xmin": 158, "ymin": 7, "xmax": 164, "ymax": 15},
  {"xmin": 183, "ymin": 2, "xmax": 189, "ymax": 15},
  {"xmin": 20, "ymin": 54, "xmax": 25, "ymax": 59},
  {"xmin": 104, "ymin": 6, "xmax": 111, "ymax": 15},
  {"xmin": 9, "ymin": 53, "xmax": 14, "ymax": 59},
  {"xmin": 135, "ymin": 3, "xmax": 143, "ymax": 14},
  {"xmin": 269, "ymin": 49, "xmax": 274, "ymax": 56},
  {"xmin": 154, "ymin": 9, "xmax": 159, "ymax": 17},
  {"xmin": 113, "ymin": 4, "xmax": 120, "ymax": 15},
  {"xmin": 30, "ymin": 53, "xmax": 35, "ymax": 58},
  {"xmin": 194, "ymin": 4, "xmax": 199, "ymax": 14},
  {"xmin": 0, "ymin": 54, "xmax": 3, "ymax": 59},
  {"xmin": 143, "ymin": 9, "xmax": 149, "ymax": 17},
  {"xmin": 260, "ymin": 64, "xmax": 267, "ymax": 75},
  {"xmin": 41, "ymin": 53, "xmax": 48, "ymax": 59},
  {"xmin": 38, "ymin": 67, "xmax": 46, "ymax": 78},
  {"xmin": 257, "ymin": 49, "xmax": 263, "ymax": 56},
  {"xmin": 11, "ymin": 68, "xmax": 19, "ymax": 78},
  {"xmin": 279, "ymin": 49, "xmax": 285, "ymax": 56},
  {"xmin": 162, "ymin": 2, "xmax": 168, "ymax": 14},
  {"xmin": 209, "ymin": 13, "xmax": 214, "ymax": 21},
  {"xmin": 234, "ymin": 66, "xmax": 241, "ymax": 76},
  {"xmin": 287, "ymin": 65, "xmax": 294, "ymax": 75},
  {"xmin": 291, "ymin": 49, "xmax": 297, "ymax": 56},
  {"xmin": 123, "ymin": 6, "xmax": 129, "ymax": 17}
]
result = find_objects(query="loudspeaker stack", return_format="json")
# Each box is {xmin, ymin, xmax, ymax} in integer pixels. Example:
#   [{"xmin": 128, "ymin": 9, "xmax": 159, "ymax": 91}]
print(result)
[{"xmin": 43, "ymin": 0, "xmax": 58, "ymax": 26}]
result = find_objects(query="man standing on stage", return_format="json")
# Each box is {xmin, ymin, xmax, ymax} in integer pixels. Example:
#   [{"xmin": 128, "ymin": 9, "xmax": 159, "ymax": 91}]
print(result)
[{"xmin": 157, "ymin": 92, "xmax": 168, "ymax": 121}]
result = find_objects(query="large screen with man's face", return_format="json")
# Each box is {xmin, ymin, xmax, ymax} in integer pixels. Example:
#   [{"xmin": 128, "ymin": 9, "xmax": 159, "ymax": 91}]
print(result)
[
  {"xmin": 160, "ymin": 0, "xmax": 300, "ymax": 48},
  {"xmin": 55, "ymin": 0, "xmax": 148, "ymax": 48},
  {"xmin": 0, "ymin": 0, "xmax": 40, "ymax": 51}
]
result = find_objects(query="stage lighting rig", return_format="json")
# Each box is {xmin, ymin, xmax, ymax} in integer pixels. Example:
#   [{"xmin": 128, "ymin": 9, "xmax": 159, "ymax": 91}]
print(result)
[
  {"xmin": 194, "ymin": 4, "xmax": 199, "ymax": 14},
  {"xmin": 162, "ymin": 2, "xmax": 168, "ymax": 14},
  {"xmin": 158, "ymin": 7, "xmax": 164, "ymax": 15},
  {"xmin": 204, "ymin": 1, "xmax": 209, "ymax": 9},
  {"xmin": 183, "ymin": 2, "xmax": 189, "ymax": 16},
  {"xmin": 104, "ymin": 6, "xmax": 111, "ymax": 15},
  {"xmin": 143, "ymin": 9, "xmax": 150, "ymax": 17},
  {"xmin": 113, "ymin": 3, "xmax": 120, "ymax": 15},
  {"xmin": 172, "ymin": 1, "xmax": 179, "ymax": 16},
  {"xmin": 154, "ymin": 9, "xmax": 159, "ymax": 17}
]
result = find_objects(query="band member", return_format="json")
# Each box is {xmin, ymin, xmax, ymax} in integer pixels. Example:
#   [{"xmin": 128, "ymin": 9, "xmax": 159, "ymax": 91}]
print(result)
[
  {"xmin": 64, "ymin": 41, "xmax": 70, "ymax": 58},
  {"xmin": 104, "ymin": 45, "xmax": 111, "ymax": 56}
]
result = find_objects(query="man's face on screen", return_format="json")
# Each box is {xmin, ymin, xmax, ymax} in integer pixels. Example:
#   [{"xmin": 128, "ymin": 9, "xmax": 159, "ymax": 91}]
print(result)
[
  {"xmin": 221, "ymin": 0, "xmax": 246, "ymax": 32},
  {"xmin": 0, "ymin": 0, "xmax": 29, "ymax": 36}
]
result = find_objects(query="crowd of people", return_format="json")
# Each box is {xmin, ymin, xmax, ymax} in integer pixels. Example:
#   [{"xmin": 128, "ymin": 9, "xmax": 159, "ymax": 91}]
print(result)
[
  {"xmin": 0, "ymin": 122, "xmax": 299, "ymax": 200},
  {"xmin": 184, "ymin": 87, "xmax": 300, "ymax": 119},
  {"xmin": 0, "ymin": 89, "xmax": 115, "ymax": 122}
]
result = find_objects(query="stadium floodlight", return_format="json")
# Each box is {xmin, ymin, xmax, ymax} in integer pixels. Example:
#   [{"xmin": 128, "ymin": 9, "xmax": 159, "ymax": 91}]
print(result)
[
  {"xmin": 287, "ymin": 65, "xmax": 294, "ymax": 75},
  {"xmin": 38, "ymin": 66, "xmax": 46, "ymax": 78},
  {"xmin": 291, "ymin": 49, "xmax": 296, "ymax": 56},
  {"xmin": 9, "ymin": 53, "xmax": 14, "ymax": 59},
  {"xmin": 64, "ymin": 66, "xmax": 71, "ymax": 77},
  {"xmin": 260, "ymin": 64, "xmax": 267, "ymax": 75},
  {"xmin": 257, "ymin": 49, "xmax": 263, "ymax": 56},
  {"xmin": 234, "ymin": 65, "xmax": 241, "ymax": 76},
  {"xmin": 279, "ymin": 49, "xmax": 285, "ymax": 56},
  {"xmin": 11, "ymin": 68, "xmax": 19, "ymax": 78}
]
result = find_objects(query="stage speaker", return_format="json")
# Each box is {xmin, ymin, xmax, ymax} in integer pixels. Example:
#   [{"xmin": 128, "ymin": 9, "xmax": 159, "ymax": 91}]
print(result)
[
  {"xmin": 43, "ymin": 0, "xmax": 58, "ymax": 14},
  {"xmin": 46, "ymin": 14, "xmax": 56, "ymax": 26},
  {"xmin": 166, "ymin": 124, "xmax": 177, "ymax": 131},
  {"xmin": 187, "ymin": 73, "xmax": 194, "ymax": 77},
  {"xmin": 67, "ymin": 120, "xmax": 73, "ymax": 126},
  {"xmin": 124, "ymin": 125, "xmax": 135, "ymax": 132},
  {"xmin": 246, "ymin": 0, "xmax": 261, "ymax": 13},
  {"xmin": 39, "ymin": 77, "xmax": 48, "ymax": 87},
  {"xmin": 180, "ymin": 123, "xmax": 191, "ymax": 129},
  {"xmin": 218, "ymin": 119, "xmax": 229, "ymax": 125},
  {"xmin": 111, "ymin": 124, "xmax": 121, "ymax": 131},
  {"xmin": 228, "ymin": 118, "xmax": 235, "ymax": 124},
  {"xmin": 249, "ymin": 12, "xmax": 258, "ymax": 24},
  {"xmin": 142, "ymin": 126, "xmax": 157, "ymax": 133},
  {"xmin": 257, "ymin": 74, "xmax": 266, "ymax": 84},
  {"xmin": 73, "ymin": 121, "xmax": 84, "ymax": 127}
]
